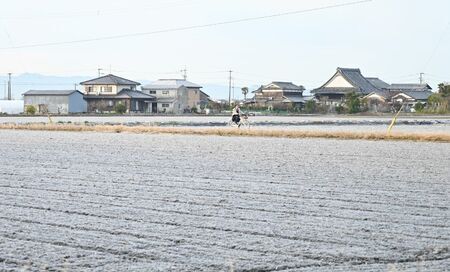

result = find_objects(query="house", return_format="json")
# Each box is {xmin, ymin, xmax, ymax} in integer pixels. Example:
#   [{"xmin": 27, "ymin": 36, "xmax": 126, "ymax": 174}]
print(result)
[
  {"xmin": 252, "ymin": 81, "xmax": 305, "ymax": 109},
  {"xmin": 311, "ymin": 68, "xmax": 380, "ymax": 105},
  {"xmin": 80, "ymin": 74, "xmax": 156, "ymax": 113},
  {"xmin": 387, "ymin": 83, "xmax": 432, "ymax": 92},
  {"xmin": 141, "ymin": 79, "xmax": 209, "ymax": 113},
  {"xmin": 390, "ymin": 90, "xmax": 434, "ymax": 110},
  {"xmin": 22, "ymin": 90, "xmax": 87, "ymax": 114}
]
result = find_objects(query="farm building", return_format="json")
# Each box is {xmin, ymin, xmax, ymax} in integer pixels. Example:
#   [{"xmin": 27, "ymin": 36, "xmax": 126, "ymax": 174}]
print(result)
[
  {"xmin": 81, "ymin": 74, "xmax": 156, "ymax": 113},
  {"xmin": 141, "ymin": 79, "xmax": 210, "ymax": 113},
  {"xmin": 252, "ymin": 81, "xmax": 306, "ymax": 110},
  {"xmin": 22, "ymin": 90, "xmax": 87, "ymax": 114}
]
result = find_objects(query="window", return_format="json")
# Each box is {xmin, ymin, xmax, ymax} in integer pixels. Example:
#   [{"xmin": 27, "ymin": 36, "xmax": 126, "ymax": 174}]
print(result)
[
  {"xmin": 87, "ymin": 86, "xmax": 93, "ymax": 93},
  {"xmin": 108, "ymin": 100, "xmax": 113, "ymax": 107},
  {"xmin": 162, "ymin": 104, "xmax": 170, "ymax": 108},
  {"xmin": 162, "ymin": 91, "xmax": 169, "ymax": 95},
  {"xmin": 105, "ymin": 86, "xmax": 112, "ymax": 92},
  {"xmin": 149, "ymin": 90, "xmax": 156, "ymax": 94}
]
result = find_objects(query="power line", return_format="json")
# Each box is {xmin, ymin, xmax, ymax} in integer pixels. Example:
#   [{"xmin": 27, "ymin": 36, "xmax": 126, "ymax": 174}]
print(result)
[
  {"xmin": 0, "ymin": 0, "xmax": 372, "ymax": 50},
  {"xmin": 423, "ymin": 21, "xmax": 450, "ymax": 72}
]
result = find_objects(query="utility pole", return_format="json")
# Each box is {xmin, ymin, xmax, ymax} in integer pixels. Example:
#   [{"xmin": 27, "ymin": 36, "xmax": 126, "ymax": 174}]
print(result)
[
  {"xmin": 74, "ymin": 83, "xmax": 78, "ymax": 90},
  {"xmin": 7, "ymin": 73, "xmax": 12, "ymax": 100},
  {"xmin": 419, "ymin": 72, "xmax": 425, "ymax": 84},
  {"xmin": 232, "ymin": 79, "xmax": 235, "ymax": 101},
  {"xmin": 180, "ymin": 67, "xmax": 187, "ymax": 80},
  {"xmin": 98, "ymin": 68, "xmax": 103, "ymax": 77},
  {"xmin": 228, "ymin": 70, "xmax": 232, "ymax": 106}
]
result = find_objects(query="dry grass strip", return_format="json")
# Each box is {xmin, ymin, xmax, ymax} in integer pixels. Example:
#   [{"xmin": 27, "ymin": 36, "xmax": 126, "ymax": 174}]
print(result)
[{"xmin": 1, "ymin": 123, "xmax": 450, "ymax": 142}]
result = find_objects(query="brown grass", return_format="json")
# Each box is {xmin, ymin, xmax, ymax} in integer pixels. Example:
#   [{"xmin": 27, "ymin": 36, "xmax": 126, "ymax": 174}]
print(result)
[{"xmin": 1, "ymin": 123, "xmax": 449, "ymax": 142}]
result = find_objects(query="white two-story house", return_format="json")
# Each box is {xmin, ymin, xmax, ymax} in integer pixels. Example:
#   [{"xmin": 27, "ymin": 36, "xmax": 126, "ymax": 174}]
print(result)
[{"xmin": 141, "ymin": 79, "xmax": 209, "ymax": 113}]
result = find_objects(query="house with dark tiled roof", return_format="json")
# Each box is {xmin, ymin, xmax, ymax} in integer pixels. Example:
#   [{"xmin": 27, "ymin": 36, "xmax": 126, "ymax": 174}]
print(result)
[
  {"xmin": 311, "ymin": 68, "xmax": 379, "ymax": 104},
  {"xmin": 81, "ymin": 74, "xmax": 155, "ymax": 113},
  {"xmin": 313, "ymin": 68, "xmax": 435, "ymax": 112},
  {"xmin": 252, "ymin": 81, "xmax": 306, "ymax": 109}
]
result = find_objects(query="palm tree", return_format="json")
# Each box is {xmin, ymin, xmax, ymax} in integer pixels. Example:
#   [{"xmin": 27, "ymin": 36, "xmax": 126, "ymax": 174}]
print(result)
[{"xmin": 241, "ymin": 87, "xmax": 249, "ymax": 101}]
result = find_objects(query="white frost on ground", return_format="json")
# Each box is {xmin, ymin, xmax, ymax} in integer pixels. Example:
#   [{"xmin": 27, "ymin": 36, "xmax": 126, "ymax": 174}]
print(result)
[{"xmin": 0, "ymin": 130, "xmax": 449, "ymax": 271}]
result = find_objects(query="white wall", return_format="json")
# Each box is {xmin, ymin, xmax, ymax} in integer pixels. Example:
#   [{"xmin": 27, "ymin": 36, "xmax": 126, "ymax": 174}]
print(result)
[{"xmin": 324, "ymin": 74, "xmax": 353, "ymax": 88}]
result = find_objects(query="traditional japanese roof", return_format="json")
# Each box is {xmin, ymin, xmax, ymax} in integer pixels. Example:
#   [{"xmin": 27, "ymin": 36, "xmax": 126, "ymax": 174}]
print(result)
[
  {"xmin": 366, "ymin": 77, "xmax": 390, "ymax": 89},
  {"xmin": 388, "ymin": 84, "xmax": 432, "ymax": 92},
  {"xmin": 142, "ymin": 79, "xmax": 202, "ymax": 90},
  {"xmin": 23, "ymin": 90, "xmax": 82, "ymax": 96},
  {"xmin": 312, "ymin": 68, "xmax": 379, "ymax": 95},
  {"xmin": 253, "ymin": 82, "xmax": 305, "ymax": 93},
  {"xmin": 392, "ymin": 90, "xmax": 434, "ymax": 100},
  {"xmin": 80, "ymin": 74, "xmax": 140, "ymax": 86}
]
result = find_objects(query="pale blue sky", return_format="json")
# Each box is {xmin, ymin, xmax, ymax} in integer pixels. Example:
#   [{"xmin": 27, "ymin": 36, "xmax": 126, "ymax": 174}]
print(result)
[{"xmin": 0, "ymin": 0, "xmax": 449, "ymax": 98}]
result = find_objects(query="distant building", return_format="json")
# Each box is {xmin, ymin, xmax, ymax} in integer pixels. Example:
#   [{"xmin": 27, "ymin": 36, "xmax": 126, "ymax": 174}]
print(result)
[
  {"xmin": 141, "ymin": 79, "xmax": 210, "ymax": 113},
  {"xmin": 22, "ymin": 90, "xmax": 87, "ymax": 114},
  {"xmin": 80, "ymin": 74, "xmax": 155, "ymax": 113},
  {"xmin": 311, "ymin": 68, "xmax": 379, "ymax": 105},
  {"xmin": 313, "ymin": 68, "xmax": 434, "ymax": 112},
  {"xmin": 252, "ymin": 81, "xmax": 305, "ymax": 109}
]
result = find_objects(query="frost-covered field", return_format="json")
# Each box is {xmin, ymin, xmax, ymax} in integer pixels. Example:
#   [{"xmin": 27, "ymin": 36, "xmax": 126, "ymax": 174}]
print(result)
[
  {"xmin": 0, "ymin": 130, "xmax": 449, "ymax": 271},
  {"xmin": 2, "ymin": 115, "xmax": 450, "ymax": 133}
]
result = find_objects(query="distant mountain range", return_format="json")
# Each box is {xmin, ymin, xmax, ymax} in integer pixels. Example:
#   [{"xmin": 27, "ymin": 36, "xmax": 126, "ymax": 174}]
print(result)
[{"xmin": 0, "ymin": 73, "xmax": 250, "ymax": 100}]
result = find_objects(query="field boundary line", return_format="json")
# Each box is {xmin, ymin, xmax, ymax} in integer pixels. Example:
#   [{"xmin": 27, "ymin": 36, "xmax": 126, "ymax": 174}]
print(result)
[{"xmin": 1, "ymin": 123, "xmax": 450, "ymax": 142}]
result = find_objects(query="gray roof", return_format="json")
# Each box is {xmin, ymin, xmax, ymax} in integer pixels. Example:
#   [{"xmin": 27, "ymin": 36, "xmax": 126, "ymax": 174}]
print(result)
[
  {"xmin": 142, "ymin": 79, "xmax": 202, "ymax": 90},
  {"xmin": 282, "ymin": 95, "xmax": 307, "ymax": 103},
  {"xmin": 80, "ymin": 74, "xmax": 140, "ymax": 86},
  {"xmin": 23, "ymin": 90, "xmax": 81, "ymax": 96},
  {"xmin": 312, "ymin": 68, "xmax": 379, "ymax": 95},
  {"xmin": 117, "ymin": 89, "xmax": 155, "ymax": 99},
  {"xmin": 253, "ymin": 82, "xmax": 305, "ymax": 94},
  {"xmin": 269, "ymin": 82, "xmax": 305, "ymax": 91},
  {"xmin": 366, "ymin": 77, "xmax": 390, "ymax": 89},
  {"xmin": 388, "ymin": 84, "xmax": 432, "ymax": 91},
  {"xmin": 393, "ymin": 90, "xmax": 434, "ymax": 100},
  {"xmin": 84, "ymin": 89, "xmax": 155, "ymax": 100}
]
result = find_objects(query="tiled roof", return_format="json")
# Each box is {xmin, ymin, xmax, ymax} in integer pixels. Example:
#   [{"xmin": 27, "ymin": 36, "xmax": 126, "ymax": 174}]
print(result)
[
  {"xmin": 117, "ymin": 89, "xmax": 155, "ymax": 99},
  {"xmin": 388, "ymin": 84, "xmax": 432, "ymax": 91},
  {"xmin": 23, "ymin": 90, "xmax": 81, "ymax": 96},
  {"xmin": 366, "ymin": 77, "xmax": 390, "ymax": 89},
  {"xmin": 312, "ymin": 68, "xmax": 379, "ymax": 95},
  {"xmin": 80, "ymin": 74, "xmax": 140, "ymax": 86},
  {"xmin": 270, "ymin": 82, "xmax": 305, "ymax": 91},
  {"xmin": 393, "ymin": 90, "xmax": 434, "ymax": 100}
]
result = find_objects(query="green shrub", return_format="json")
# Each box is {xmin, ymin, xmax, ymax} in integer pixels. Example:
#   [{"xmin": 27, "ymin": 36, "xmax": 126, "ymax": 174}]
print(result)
[
  {"xmin": 304, "ymin": 100, "xmax": 317, "ymax": 114},
  {"xmin": 114, "ymin": 103, "xmax": 127, "ymax": 114},
  {"xmin": 335, "ymin": 105, "xmax": 346, "ymax": 114},
  {"xmin": 25, "ymin": 105, "xmax": 36, "ymax": 115},
  {"xmin": 414, "ymin": 102, "xmax": 424, "ymax": 112}
]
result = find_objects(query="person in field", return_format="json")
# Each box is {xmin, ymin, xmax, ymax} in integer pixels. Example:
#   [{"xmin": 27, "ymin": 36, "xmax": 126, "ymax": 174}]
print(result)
[{"xmin": 231, "ymin": 104, "xmax": 241, "ymax": 125}]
